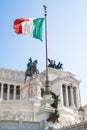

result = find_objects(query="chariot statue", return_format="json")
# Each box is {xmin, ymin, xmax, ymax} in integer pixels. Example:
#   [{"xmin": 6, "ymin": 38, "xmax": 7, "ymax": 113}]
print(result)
[
  {"xmin": 48, "ymin": 58, "xmax": 56, "ymax": 68},
  {"xmin": 55, "ymin": 62, "xmax": 63, "ymax": 70},
  {"xmin": 24, "ymin": 58, "xmax": 39, "ymax": 82},
  {"xmin": 48, "ymin": 58, "xmax": 63, "ymax": 70}
]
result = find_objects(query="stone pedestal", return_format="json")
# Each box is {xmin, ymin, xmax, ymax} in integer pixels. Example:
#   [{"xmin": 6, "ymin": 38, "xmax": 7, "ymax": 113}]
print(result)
[
  {"xmin": 20, "ymin": 78, "xmax": 42, "ymax": 106},
  {"xmin": 37, "ymin": 94, "xmax": 53, "ymax": 129}
]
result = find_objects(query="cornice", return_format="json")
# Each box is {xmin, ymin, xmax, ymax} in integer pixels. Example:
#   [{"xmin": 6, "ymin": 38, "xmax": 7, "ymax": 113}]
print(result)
[
  {"xmin": 40, "ymin": 68, "xmax": 80, "ymax": 84},
  {"xmin": 0, "ymin": 77, "xmax": 23, "ymax": 85},
  {"xmin": 0, "ymin": 67, "xmax": 24, "ymax": 74}
]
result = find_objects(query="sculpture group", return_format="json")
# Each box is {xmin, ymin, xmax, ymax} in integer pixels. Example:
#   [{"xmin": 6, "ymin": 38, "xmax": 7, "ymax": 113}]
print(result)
[
  {"xmin": 47, "ymin": 91, "xmax": 60, "ymax": 123},
  {"xmin": 24, "ymin": 58, "xmax": 63, "ymax": 82},
  {"xmin": 24, "ymin": 58, "xmax": 60, "ymax": 123},
  {"xmin": 48, "ymin": 58, "xmax": 63, "ymax": 70}
]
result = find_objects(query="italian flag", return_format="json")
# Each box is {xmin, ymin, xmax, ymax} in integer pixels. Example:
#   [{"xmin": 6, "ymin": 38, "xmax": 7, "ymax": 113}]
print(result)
[{"xmin": 13, "ymin": 18, "xmax": 44, "ymax": 41}]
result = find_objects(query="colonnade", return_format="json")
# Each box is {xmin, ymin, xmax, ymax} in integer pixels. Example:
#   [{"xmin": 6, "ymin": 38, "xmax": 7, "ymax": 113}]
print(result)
[
  {"xmin": 62, "ymin": 84, "xmax": 80, "ymax": 108},
  {"xmin": 0, "ymin": 83, "xmax": 20, "ymax": 100}
]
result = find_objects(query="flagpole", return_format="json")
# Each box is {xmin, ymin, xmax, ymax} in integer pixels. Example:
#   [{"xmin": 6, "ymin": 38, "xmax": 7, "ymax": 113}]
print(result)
[{"xmin": 43, "ymin": 5, "xmax": 50, "ymax": 95}]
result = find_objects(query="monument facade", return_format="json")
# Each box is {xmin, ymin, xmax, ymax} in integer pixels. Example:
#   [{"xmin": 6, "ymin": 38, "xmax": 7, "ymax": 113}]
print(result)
[{"xmin": 0, "ymin": 67, "xmax": 87, "ymax": 129}]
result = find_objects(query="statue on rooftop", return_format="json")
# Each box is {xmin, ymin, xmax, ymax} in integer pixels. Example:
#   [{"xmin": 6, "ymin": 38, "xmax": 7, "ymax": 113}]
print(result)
[{"xmin": 48, "ymin": 58, "xmax": 63, "ymax": 70}]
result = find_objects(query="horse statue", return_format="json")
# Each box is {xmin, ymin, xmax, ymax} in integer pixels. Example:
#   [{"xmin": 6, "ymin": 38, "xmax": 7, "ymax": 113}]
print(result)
[
  {"xmin": 48, "ymin": 58, "xmax": 56, "ymax": 68},
  {"xmin": 24, "ymin": 58, "xmax": 39, "ymax": 82},
  {"xmin": 48, "ymin": 58, "xmax": 63, "ymax": 70},
  {"xmin": 55, "ymin": 62, "xmax": 63, "ymax": 70}
]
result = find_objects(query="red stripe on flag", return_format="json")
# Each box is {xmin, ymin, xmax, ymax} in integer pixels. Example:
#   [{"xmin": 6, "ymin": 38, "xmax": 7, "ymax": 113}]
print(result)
[{"xmin": 13, "ymin": 18, "xmax": 29, "ymax": 34}]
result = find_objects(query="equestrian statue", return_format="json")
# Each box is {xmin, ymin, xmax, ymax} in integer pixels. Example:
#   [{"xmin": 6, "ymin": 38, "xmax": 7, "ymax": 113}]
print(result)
[{"xmin": 24, "ymin": 58, "xmax": 39, "ymax": 82}]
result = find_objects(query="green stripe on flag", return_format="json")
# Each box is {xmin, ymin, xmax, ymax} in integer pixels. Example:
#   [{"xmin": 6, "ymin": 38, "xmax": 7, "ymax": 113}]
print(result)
[{"xmin": 33, "ymin": 18, "xmax": 44, "ymax": 41}]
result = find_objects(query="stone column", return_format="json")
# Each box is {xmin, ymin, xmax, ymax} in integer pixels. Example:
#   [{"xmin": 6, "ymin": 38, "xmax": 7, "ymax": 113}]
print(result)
[
  {"xmin": 70, "ymin": 86, "xmax": 74, "ymax": 107},
  {"xmin": 65, "ymin": 85, "xmax": 69, "ymax": 107},
  {"xmin": 7, "ymin": 84, "xmax": 10, "ymax": 100},
  {"xmin": 76, "ymin": 87, "xmax": 80, "ymax": 108},
  {"xmin": 59, "ymin": 83, "xmax": 63, "ymax": 106},
  {"xmin": 14, "ymin": 85, "xmax": 16, "ymax": 100},
  {"xmin": 1, "ymin": 83, "xmax": 3, "ymax": 99}
]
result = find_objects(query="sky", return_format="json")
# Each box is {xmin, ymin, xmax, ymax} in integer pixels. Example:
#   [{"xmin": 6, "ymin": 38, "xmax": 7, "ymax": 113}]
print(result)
[{"xmin": 1, "ymin": 0, "xmax": 87, "ymax": 106}]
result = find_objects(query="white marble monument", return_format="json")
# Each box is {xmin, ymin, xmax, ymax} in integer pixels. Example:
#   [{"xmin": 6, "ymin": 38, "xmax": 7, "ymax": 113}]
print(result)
[{"xmin": 0, "ymin": 67, "xmax": 86, "ymax": 128}]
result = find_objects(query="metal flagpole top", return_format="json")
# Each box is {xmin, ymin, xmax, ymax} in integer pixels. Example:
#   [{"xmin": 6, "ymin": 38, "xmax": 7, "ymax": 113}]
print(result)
[
  {"xmin": 43, "ymin": 5, "xmax": 47, "ymax": 16},
  {"xmin": 43, "ymin": 5, "xmax": 47, "ymax": 10}
]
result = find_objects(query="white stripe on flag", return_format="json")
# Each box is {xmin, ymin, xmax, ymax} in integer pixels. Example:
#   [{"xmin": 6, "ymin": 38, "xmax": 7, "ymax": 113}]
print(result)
[{"xmin": 22, "ymin": 21, "xmax": 33, "ymax": 36}]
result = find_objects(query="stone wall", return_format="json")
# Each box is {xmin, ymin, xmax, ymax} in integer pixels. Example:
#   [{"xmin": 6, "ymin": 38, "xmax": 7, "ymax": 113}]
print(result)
[
  {"xmin": 0, "ymin": 120, "xmax": 42, "ymax": 130},
  {"xmin": 0, "ymin": 120, "xmax": 87, "ymax": 130}
]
